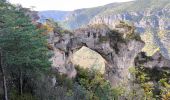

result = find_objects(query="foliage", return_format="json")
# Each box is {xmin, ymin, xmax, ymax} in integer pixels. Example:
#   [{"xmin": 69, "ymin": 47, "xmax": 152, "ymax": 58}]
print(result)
[
  {"xmin": 0, "ymin": 1, "xmax": 51, "ymax": 99},
  {"xmin": 128, "ymin": 66, "xmax": 170, "ymax": 100},
  {"xmin": 99, "ymin": 36, "xmax": 108, "ymax": 43},
  {"xmin": 10, "ymin": 89, "xmax": 36, "ymax": 100},
  {"xmin": 40, "ymin": 18, "xmax": 72, "ymax": 36},
  {"xmin": 115, "ymin": 21, "xmax": 141, "ymax": 41},
  {"xmin": 75, "ymin": 66, "xmax": 119, "ymax": 100},
  {"xmin": 162, "ymin": 91, "xmax": 170, "ymax": 100}
]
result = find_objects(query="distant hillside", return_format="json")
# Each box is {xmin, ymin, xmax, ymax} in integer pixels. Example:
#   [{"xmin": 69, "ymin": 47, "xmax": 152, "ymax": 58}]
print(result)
[
  {"xmin": 39, "ymin": 0, "xmax": 170, "ymax": 59},
  {"xmin": 38, "ymin": 10, "xmax": 70, "ymax": 22},
  {"xmin": 39, "ymin": 0, "xmax": 170, "ymax": 29}
]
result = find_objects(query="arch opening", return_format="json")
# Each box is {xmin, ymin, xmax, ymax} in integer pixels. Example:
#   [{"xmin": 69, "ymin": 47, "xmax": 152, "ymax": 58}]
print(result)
[{"xmin": 71, "ymin": 46, "xmax": 106, "ymax": 74}]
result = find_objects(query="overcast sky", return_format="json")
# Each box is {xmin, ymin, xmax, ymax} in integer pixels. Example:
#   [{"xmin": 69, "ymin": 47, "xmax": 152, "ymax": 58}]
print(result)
[{"xmin": 9, "ymin": 0, "xmax": 134, "ymax": 11}]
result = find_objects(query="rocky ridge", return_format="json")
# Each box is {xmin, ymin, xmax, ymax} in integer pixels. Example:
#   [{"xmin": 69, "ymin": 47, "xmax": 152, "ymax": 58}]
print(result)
[{"xmin": 39, "ymin": 0, "xmax": 170, "ymax": 59}]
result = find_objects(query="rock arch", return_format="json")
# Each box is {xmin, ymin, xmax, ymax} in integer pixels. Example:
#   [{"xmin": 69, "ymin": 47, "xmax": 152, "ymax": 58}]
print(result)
[{"xmin": 50, "ymin": 25, "xmax": 144, "ymax": 86}]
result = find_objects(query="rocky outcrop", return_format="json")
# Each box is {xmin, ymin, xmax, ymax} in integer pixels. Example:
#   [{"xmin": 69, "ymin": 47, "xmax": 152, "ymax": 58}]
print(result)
[
  {"xmin": 135, "ymin": 52, "xmax": 170, "ymax": 69},
  {"xmin": 89, "ymin": 8, "xmax": 170, "ymax": 32},
  {"xmin": 49, "ymin": 24, "xmax": 145, "ymax": 86},
  {"xmin": 39, "ymin": 0, "xmax": 170, "ymax": 60},
  {"xmin": 89, "ymin": 9, "xmax": 170, "ymax": 59}
]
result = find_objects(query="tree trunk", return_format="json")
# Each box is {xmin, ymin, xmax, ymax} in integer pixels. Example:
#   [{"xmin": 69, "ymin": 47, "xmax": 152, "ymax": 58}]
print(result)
[
  {"xmin": 0, "ymin": 51, "xmax": 8, "ymax": 100},
  {"xmin": 19, "ymin": 69, "xmax": 23, "ymax": 95}
]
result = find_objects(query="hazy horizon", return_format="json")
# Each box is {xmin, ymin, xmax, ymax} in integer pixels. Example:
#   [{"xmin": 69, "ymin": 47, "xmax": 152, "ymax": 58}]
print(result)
[{"xmin": 9, "ymin": 0, "xmax": 134, "ymax": 11}]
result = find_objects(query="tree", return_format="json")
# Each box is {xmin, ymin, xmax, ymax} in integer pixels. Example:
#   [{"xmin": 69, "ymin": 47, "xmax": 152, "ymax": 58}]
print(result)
[
  {"xmin": 0, "ymin": 1, "xmax": 10, "ymax": 100},
  {"xmin": 75, "ymin": 66, "xmax": 119, "ymax": 100},
  {"xmin": 0, "ymin": 1, "xmax": 51, "ymax": 99},
  {"xmin": 0, "ymin": 50, "xmax": 8, "ymax": 100}
]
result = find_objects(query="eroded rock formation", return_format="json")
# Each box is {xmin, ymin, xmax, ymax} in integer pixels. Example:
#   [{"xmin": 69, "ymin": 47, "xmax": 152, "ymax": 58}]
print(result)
[
  {"xmin": 135, "ymin": 51, "xmax": 170, "ymax": 69},
  {"xmin": 49, "ymin": 23, "xmax": 146, "ymax": 86}
]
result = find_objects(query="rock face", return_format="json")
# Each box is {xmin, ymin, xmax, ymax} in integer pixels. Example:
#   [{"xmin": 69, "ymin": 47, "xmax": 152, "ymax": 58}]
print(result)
[
  {"xmin": 49, "ymin": 24, "xmax": 144, "ymax": 86},
  {"xmin": 89, "ymin": 9, "xmax": 170, "ymax": 33},
  {"xmin": 39, "ymin": 0, "xmax": 170, "ymax": 59},
  {"xmin": 39, "ymin": 0, "xmax": 170, "ymax": 31},
  {"xmin": 88, "ymin": 1, "xmax": 170, "ymax": 59},
  {"xmin": 135, "ymin": 52, "xmax": 170, "ymax": 69}
]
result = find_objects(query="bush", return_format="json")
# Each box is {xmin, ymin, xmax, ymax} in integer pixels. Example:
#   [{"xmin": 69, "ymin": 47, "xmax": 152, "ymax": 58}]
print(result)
[{"xmin": 75, "ymin": 66, "xmax": 119, "ymax": 100}]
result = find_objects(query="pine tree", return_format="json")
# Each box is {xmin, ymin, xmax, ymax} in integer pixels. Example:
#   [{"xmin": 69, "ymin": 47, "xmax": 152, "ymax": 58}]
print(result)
[{"xmin": 0, "ymin": 1, "xmax": 51, "ymax": 98}]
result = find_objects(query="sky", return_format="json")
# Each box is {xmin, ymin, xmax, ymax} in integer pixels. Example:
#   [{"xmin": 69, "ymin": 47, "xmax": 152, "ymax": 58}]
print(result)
[{"xmin": 9, "ymin": 0, "xmax": 134, "ymax": 11}]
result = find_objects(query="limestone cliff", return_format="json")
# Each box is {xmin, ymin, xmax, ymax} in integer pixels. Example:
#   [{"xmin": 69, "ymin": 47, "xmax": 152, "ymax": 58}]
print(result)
[
  {"xmin": 49, "ymin": 23, "xmax": 145, "ymax": 86},
  {"xmin": 135, "ymin": 51, "xmax": 170, "ymax": 69},
  {"xmin": 39, "ymin": 0, "xmax": 170, "ymax": 59}
]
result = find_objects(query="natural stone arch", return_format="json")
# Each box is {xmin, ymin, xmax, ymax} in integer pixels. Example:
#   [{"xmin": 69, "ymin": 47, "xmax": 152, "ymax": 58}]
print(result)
[{"xmin": 51, "ymin": 24, "xmax": 144, "ymax": 86}]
